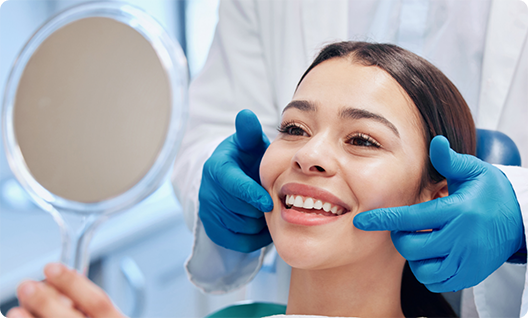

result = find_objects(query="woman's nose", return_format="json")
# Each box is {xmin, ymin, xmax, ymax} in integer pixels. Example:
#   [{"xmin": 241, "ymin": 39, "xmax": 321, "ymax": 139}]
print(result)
[{"xmin": 292, "ymin": 137, "xmax": 338, "ymax": 176}]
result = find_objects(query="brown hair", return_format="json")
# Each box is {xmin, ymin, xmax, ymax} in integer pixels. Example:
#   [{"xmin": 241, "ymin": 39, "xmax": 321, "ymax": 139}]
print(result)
[
  {"xmin": 297, "ymin": 41, "xmax": 476, "ymax": 190},
  {"xmin": 297, "ymin": 41, "xmax": 477, "ymax": 317}
]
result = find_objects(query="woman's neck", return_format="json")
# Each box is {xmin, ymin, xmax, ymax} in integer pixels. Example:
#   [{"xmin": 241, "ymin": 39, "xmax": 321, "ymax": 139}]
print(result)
[{"xmin": 286, "ymin": 253, "xmax": 405, "ymax": 317}]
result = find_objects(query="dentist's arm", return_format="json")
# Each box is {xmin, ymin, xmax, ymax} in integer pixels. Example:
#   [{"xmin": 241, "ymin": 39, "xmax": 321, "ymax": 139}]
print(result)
[
  {"xmin": 353, "ymin": 136, "xmax": 526, "ymax": 293},
  {"xmin": 172, "ymin": 0, "xmax": 278, "ymax": 293}
]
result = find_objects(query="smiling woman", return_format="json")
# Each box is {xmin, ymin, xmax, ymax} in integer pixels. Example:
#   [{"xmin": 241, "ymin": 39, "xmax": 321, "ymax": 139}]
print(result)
[{"xmin": 259, "ymin": 41, "xmax": 476, "ymax": 317}]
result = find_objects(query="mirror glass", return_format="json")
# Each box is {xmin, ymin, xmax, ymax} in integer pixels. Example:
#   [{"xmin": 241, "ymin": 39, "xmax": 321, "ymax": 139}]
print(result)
[
  {"xmin": 14, "ymin": 17, "xmax": 171, "ymax": 203},
  {"xmin": 2, "ymin": 2, "xmax": 188, "ymax": 273}
]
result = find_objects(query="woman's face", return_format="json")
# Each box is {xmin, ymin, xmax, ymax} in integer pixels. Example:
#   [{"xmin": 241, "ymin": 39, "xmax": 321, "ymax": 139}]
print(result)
[{"xmin": 260, "ymin": 58, "xmax": 443, "ymax": 270}]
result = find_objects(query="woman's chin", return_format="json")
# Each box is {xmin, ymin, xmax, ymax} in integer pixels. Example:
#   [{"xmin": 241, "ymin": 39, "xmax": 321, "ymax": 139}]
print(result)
[
  {"xmin": 280, "ymin": 255, "xmax": 326, "ymax": 270},
  {"xmin": 268, "ymin": 216, "xmax": 351, "ymax": 270},
  {"xmin": 274, "ymin": 238, "xmax": 336, "ymax": 270}
]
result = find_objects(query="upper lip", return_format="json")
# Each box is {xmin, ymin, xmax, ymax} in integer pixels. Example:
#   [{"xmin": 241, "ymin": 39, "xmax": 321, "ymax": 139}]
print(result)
[{"xmin": 279, "ymin": 183, "xmax": 351, "ymax": 212}]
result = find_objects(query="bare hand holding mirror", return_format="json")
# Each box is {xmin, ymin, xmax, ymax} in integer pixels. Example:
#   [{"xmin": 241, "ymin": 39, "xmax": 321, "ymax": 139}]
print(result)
[{"xmin": 2, "ymin": 2, "xmax": 187, "ymax": 275}]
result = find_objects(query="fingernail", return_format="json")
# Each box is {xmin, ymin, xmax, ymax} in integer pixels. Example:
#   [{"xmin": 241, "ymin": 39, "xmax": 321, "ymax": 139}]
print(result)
[
  {"xmin": 45, "ymin": 263, "xmax": 63, "ymax": 278},
  {"xmin": 19, "ymin": 281, "xmax": 35, "ymax": 297}
]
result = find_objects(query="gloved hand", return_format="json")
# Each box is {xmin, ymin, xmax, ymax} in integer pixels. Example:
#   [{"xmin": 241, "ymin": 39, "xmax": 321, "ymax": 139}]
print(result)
[
  {"xmin": 199, "ymin": 109, "xmax": 273, "ymax": 253},
  {"xmin": 353, "ymin": 135, "xmax": 525, "ymax": 292}
]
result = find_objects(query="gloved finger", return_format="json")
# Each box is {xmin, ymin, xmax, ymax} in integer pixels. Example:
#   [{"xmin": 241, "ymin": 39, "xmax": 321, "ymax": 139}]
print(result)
[
  {"xmin": 212, "ymin": 157, "xmax": 273, "ymax": 212},
  {"xmin": 221, "ymin": 195, "xmax": 269, "ymax": 220},
  {"xmin": 201, "ymin": 215, "xmax": 272, "ymax": 253},
  {"xmin": 353, "ymin": 198, "xmax": 454, "ymax": 232},
  {"xmin": 425, "ymin": 243, "xmax": 504, "ymax": 293},
  {"xmin": 219, "ymin": 185, "xmax": 271, "ymax": 219},
  {"xmin": 220, "ymin": 212, "xmax": 268, "ymax": 235},
  {"xmin": 391, "ymin": 230, "xmax": 450, "ymax": 261},
  {"xmin": 234, "ymin": 109, "xmax": 270, "ymax": 152},
  {"xmin": 200, "ymin": 195, "xmax": 268, "ymax": 235},
  {"xmin": 199, "ymin": 172, "xmax": 269, "ymax": 220},
  {"xmin": 424, "ymin": 264, "xmax": 475, "ymax": 293},
  {"xmin": 429, "ymin": 135, "xmax": 483, "ymax": 181},
  {"xmin": 408, "ymin": 252, "xmax": 458, "ymax": 287},
  {"xmin": 425, "ymin": 277, "xmax": 463, "ymax": 293}
]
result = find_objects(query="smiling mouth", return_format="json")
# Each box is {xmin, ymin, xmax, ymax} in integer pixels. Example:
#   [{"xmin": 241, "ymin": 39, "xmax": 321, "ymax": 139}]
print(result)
[{"xmin": 284, "ymin": 194, "xmax": 349, "ymax": 216}]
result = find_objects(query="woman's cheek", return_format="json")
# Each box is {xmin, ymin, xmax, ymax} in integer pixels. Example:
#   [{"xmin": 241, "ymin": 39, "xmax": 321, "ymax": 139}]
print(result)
[{"xmin": 259, "ymin": 143, "xmax": 280, "ymax": 192}]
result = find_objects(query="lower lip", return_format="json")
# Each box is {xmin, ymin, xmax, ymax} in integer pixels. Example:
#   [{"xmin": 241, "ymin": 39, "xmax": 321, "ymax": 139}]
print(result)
[{"xmin": 280, "ymin": 201, "xmax": 346, "ymax": 226}]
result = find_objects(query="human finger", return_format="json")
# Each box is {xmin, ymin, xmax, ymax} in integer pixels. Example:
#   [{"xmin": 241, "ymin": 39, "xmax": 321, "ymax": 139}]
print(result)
[
  {"xmin": 391, "ymin": 230, "xmax": 450, "ymax": 261},
  {"xmin": 408, "ymin": 252, "xmax": 459, "ymax": 287},
  {"xmin": 16, "ymin": 280, "xmax": 84, "ymax": 318},
  {"xmin": 207, "ymin": 156, "xmax": 273, "ymax": 212},
  {"xmin": 199, "ymin": 190, "xmax": 268, "ymax": 235},
  {"xmin": 203, "ymin": 170, "xmax": 271, "ymax": 219},
  {"xmin": 234, "ymin": 109, "xmax": 269, "ymax": 152},
  {"xmin": 221, "ymin": 191, "xmax": 270, "ymax": 222},
  {"xmin": 6, "ymin": 307, "xmax": 35, "ymax": 318},
  {"xmin": 43, "ymin": 263, "xmax": 124, "ymax": 318},
  {"xmin": 353, "ymin": 198, "xmax": 454, "ymax": 232},
  {"xmin": 425, "ymin": 269, "xmax": 471, "ymax": 293},
  {"xmin": 201, "ymin": 214, "xmax": 272, "ymax": 253},
  {"xmin": 429, "ymin": 135, "xmax": 483, "ymax": 181}
]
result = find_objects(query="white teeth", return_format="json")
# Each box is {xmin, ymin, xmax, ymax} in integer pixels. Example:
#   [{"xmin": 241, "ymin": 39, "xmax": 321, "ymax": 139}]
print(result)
[
  {"xmin": 293, "ymin": 196, "xmax": 304, "ymax": 207},
  {"xmin": 284, "ymin": 194, "xmax": 347, "ymax": 215},
  {"xmin": 303, "ymin": 197, "xmax": 314, "ymax": 209},
  {"xmin": 287, "ymin": 195, "xmax": 295, "ymax": 206}
]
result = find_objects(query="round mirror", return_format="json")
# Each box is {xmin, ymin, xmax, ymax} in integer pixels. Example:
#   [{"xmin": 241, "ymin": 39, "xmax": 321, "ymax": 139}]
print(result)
[{"xmin": 2, "ymin": 2, "xmax": 188, "ymax": 272}]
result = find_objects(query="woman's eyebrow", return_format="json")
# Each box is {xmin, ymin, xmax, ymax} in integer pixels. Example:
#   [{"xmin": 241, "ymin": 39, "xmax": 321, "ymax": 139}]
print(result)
[
  {"xmin": 340, "ymin": 107, "xmax": 400, "ymax": 138},
  {"xmin": 282, "ymin": 100, "xmax": 317, "ymax": 113},
  {"xmin": 282, "ymin": 101, "xmax": 400, "ymax": 138}
]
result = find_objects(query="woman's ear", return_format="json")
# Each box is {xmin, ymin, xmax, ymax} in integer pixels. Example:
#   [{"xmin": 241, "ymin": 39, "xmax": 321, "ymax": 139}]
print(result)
[{"xmin": 430, "ymin": 179, "xmax": 448, "ymax": 200}]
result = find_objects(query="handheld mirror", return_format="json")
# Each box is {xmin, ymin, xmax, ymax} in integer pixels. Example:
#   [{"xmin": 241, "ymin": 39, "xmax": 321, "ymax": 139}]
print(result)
[{"xmin": 2, "ymin": 2, "xmax": 188, "ymax": 274}]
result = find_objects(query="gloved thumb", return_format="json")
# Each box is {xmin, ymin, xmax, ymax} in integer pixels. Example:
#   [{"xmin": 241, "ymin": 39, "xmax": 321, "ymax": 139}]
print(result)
[
  {"xmin": 234, "ymin": 109, "xmax": 269, "ymax": 152},
  {"xmin": 430, "ymin": 135, "xmax": 482, "ymax": 181}
]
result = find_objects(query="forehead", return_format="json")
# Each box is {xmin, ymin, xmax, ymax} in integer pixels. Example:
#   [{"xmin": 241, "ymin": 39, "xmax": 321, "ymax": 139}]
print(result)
[{"xmin": 293, "ymin": 58, "xmax": 423, "ymax": 132}]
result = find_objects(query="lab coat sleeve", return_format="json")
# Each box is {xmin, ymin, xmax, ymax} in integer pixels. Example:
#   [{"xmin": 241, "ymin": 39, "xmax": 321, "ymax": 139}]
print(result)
[
  {"xmin": 506, "ymin": 165, "xmax": 528, "ymax": 318},
  {"xmin": 471, "ymin": 165, "xmax": 528, "ymax": 318},
  {"xmin": 171, "ymin": 0, "xmax": 278, "ymax": 293},
  {"xmin": 496, "ymin": 165, "xmax": 528, "ymax": 264}
]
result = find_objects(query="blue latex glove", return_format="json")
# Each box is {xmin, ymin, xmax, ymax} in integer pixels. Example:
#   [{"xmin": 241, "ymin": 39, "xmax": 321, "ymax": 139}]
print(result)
[
  {"xmin": 199, "ymin": 109, "xmax": 273, "ymax": 253},
  {"xmin": 353, "ymin": 135, "xmax": 525, "ymax": 292}
]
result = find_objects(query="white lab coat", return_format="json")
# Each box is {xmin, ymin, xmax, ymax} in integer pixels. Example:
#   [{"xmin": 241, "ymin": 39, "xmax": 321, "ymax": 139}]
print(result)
[{"xmin": 172, "ymin": 0, "xmax": 528, "ymax": 317}]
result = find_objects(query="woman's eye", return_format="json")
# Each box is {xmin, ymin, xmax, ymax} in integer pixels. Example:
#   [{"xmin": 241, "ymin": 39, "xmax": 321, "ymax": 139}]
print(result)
[
  {"xmin": 277, "ymin": 123, "xmax": 308, "ymax": 137},
  {"xmin": 287, "ymin": 126, "xmax": 306, "ymax": 136},
  {"xmin": 348, "ymin": 134, "xmax": 381, "ymax": 148}
]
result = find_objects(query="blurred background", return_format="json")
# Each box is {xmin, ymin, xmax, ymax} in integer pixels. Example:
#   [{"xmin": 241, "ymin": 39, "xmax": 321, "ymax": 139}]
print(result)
[{"xmin": 0, "ymin": 1, "xmax": 267, "ymax": 317}]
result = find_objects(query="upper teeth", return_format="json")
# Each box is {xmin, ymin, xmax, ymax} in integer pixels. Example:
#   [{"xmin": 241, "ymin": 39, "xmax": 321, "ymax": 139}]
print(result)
[{"xmin": 285, "ymin": 194, "xmax": 345, "ymax": 215}]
